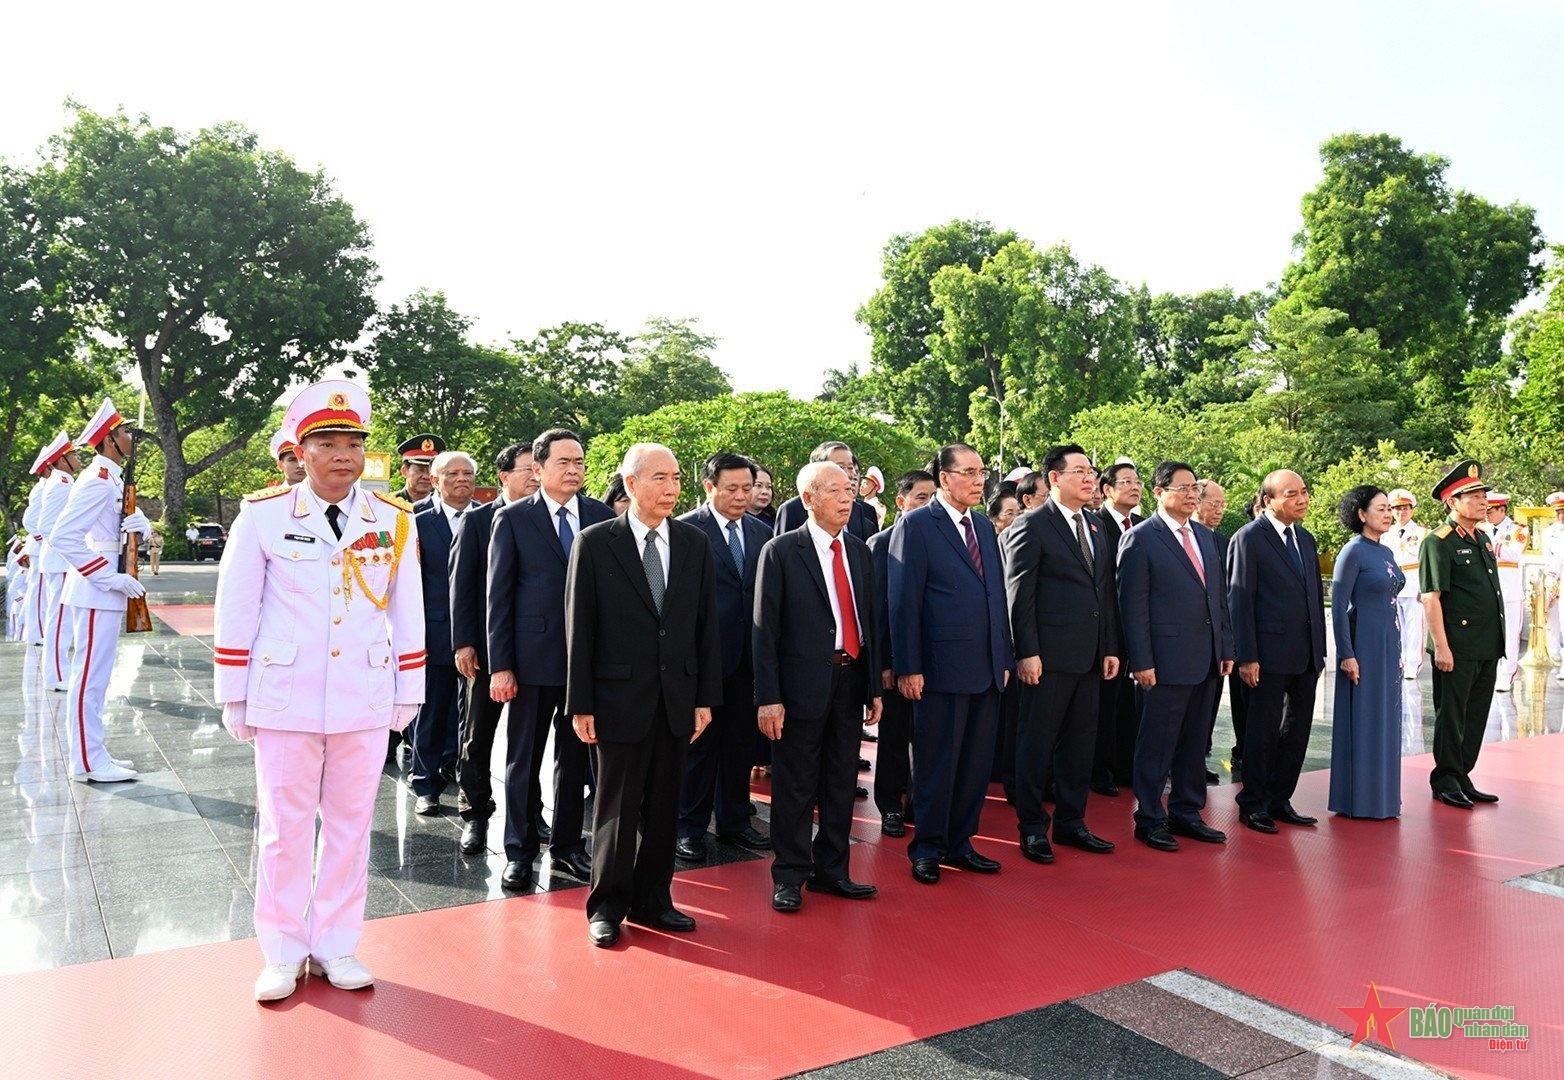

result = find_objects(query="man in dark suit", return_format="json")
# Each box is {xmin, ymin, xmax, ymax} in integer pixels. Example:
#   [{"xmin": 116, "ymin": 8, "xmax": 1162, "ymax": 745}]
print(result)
[
  {"xmin": 868, "ymin": 470, "xmax": 936, "ymax": 836},
  {"xmin": 774, "ymin": 441, "xmax": 879, "ymax": 542},
  {"xmin": 889, "ymin": 443, "xmax": 1014, "ymax": 884},
  {"xmin": 452, "ymin": 442, "xmax": 536, "ymax": 855},
  {"xmin": 1118, "ymin": 462, "xmax": 1235, "ymax": 852},
  {"xmin": 566, "ymin": 442, "xmax": 723, "ymax": 947},
  {"xmin": 674, "ymin": 453, "xmax": 773, "ymax": 861},
  {"xmin": 1227, "ymin": 469, "xmax": 1327, "ymax": 833},
  {"xmin": 409, "ymin": 450, "xmax": 476, "ymax": 814},
  {"xmin": 1092, "ymin": 460, "xmax": 1144, "ymax": 796},
  {"xmin": 755, "ymin": 461, "xmax": 882, "ymax": 912},
  {"xmin": 488, "ymin": 429, "xmax": 610, "ymax": 888},
  {"xmin": 1002, "ymin": 444, "xmax": 1121, "ymax": 866},
  {"xmin": 1197, "ymin": 478, "xmax": 1231, "ymax": 785},
  {"xmin": 1015, "ymin": 470, "xmax": 1047, "ymax": 512}
]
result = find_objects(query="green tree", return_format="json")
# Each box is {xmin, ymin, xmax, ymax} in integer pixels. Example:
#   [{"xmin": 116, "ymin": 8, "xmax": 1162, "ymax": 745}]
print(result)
[
  {"xmin": 586, "ymin": 392, "xmax": 929, "ymax": 512},
  {"xmin": 1132, "ymin": 286, "xmax": 1268, "ymax": 407},
  {"xmin": 31, "ymin": 105, "xmax": 379, "ymax": 529},
  {"xmin": 618, "ymin": 317, "xmax": 731, "ymax": 415},
  {"xmin": 510, "ymin": 321, "xmax": 633, "ymax": 440},
  {"xmin": 1305, "ymin": 442, "xmax": 1450, "ymax": 561}
]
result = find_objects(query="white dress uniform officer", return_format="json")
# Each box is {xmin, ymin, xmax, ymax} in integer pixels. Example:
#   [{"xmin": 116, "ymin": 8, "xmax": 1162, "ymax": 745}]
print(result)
[
  {"xmin": 34, "ymin": 431, "xmax": 85, "ymax": 691},
  {"xmin": 213, "ymin": 380, "xmax": 425, "ymax": 1004},
  {"xmin": 5, "ymin": 534, "xmax": 28, "ymax": 640},
  {"xmin": 1386, "ymin": 489, "xmax": 1427, "ymax": 680},
  {"xmin": 1481, "ymin": 492, "xmax": 1527, "ymax": 692},
  {"xmin": 269, "ymin": 430, "xmax": 306, "ymax": 487},
  {"xmin": 1542, "ymin": 492, "xmax": 1564, "ymax": 681},
  {"xmin": 49, "ymin": 399, "xmax": 151, "ymax": 783},
  {"xmin": 20, "ymin": 455, "xmax": 51, "ymax": 645}
]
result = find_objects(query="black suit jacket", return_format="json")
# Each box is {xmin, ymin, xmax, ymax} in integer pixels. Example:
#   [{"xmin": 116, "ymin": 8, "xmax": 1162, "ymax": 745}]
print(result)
[
  {"xmin": 449, "ymin": 497, "xmax": 501, "ymax": 667},
  {"xmin": 487, "ymin": 492, "xmax": 615, "ymax": 687},
  {"xmin": 752, "ymin": 526, "xmax": 879, "ymax": 719},
  {"xmin": 564, "ymin": 515, "xmax": 724, "ymax": 741},
  {"xmin": 676, "ymin": 503, "xmax": 772, "ymax": 679},
  {"xmin": 866, "ymin": 529, "xmax": 895, "ymax": 674},
  {"xmin": 414, "ymin": 503, "xmax": 462, "ymax": 666},
  {"xmin": 1002, "ymin": 501, "xmax": 1120, "ymax": 675},
  {"xmin": 1096, "ymin": 507, "xmax": 1142, "ymax": 541},
  {"xmin": 1227, "ymin": 516, "xmax": 1327, "ymax": 676},
  {"xmin": 775, "ymin": 496, "xmax": 879, "ymax": 543}
]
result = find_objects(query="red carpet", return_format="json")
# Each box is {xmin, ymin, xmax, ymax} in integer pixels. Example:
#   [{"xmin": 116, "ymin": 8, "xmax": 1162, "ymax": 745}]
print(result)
[
  {"xmin": 147, "ymin": 603, "xmax": 214, "ymax": 638},
  {"xmin": 4, "ymin": 736, "xmax": 1561, "ymax": 1078}
]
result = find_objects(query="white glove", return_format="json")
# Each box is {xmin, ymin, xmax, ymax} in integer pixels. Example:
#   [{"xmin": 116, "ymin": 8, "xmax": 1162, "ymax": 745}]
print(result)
[
  {"xmin": 122, "ymin": 510, "xmax": 152, "ymax": 537},
  {"xmin": 391, "ymin": 704, "xmax": 419, "ymax": 733},
  {"xmin": 222, "ymin": 701, "xmax": 255, "ymax": 743},
  {"xmin": 102, "ymin": 572, "xmax": 147, "ymax": 598}
]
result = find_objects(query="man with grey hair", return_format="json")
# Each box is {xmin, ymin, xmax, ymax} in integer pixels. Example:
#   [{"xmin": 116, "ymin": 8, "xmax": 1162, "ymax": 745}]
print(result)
[
  {"xmin": 566, "ymin": 443, "xmax": 723, "ymax": 947},
  {"xmin": 774, "ymin": 441, "xmax": 880, "ymax": 541}
]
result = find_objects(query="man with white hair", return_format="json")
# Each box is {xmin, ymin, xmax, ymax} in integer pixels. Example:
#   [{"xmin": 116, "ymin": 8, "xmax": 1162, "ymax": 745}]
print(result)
[
  {"xmin": 565, "ymin": 443, "xmax": 723, "ymax": 947},
  {"xmin": 408, "ymin": 448, "xmax": 477, "ymax": 814},
  {"xmin": 1387, "ymin": 490, "xmax": 1427, "ymax": 680}
]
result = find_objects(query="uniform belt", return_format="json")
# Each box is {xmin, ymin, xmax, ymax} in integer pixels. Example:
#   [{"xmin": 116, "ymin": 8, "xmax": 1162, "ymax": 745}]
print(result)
[
  {"xmin": 1398, "ymin": 563, "xmax": 1419, "ymax": 572},
  {"xmin": 87, "ymin": 541, "xmax": 119, "ymax": 553},
  {"xmin": 830, "ymin": 650, "xmax": 859, "ymax": 666},
  {"xmin": 1498, "ymin": 561, "xmax": 1519, "ymax": 568}
]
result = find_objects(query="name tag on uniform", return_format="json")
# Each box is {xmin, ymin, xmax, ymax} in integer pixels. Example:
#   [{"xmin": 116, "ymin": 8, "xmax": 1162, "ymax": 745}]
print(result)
[
  {"xmin": 1457, "ymin": 548, "xmax": 1472, "ymax": 554},
  {"xmin": 284, "ymin": 533, "xmax": 316, "ymax": 543}
]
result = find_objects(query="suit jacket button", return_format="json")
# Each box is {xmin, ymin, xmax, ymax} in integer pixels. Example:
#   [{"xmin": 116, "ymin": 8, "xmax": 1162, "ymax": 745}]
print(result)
[
  {"xmin": 660, "ymin": 663, "xmax": 667, "ymax": 671},
  {"xmin": 659, "ymin": 629, "xmax": 666, "ymax": 637},
  {"xmin": 1461, "ymin": 619, "xmax": 1468, "ymax": 627}
]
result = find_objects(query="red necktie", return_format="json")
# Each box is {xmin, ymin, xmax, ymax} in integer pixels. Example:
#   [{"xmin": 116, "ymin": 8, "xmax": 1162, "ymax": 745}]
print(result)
[
  {"xmin": 1179, "ymin": 525, "xmax": 1206, "ymax": 586},
  {"xmin": 830, "ymin": 538, "xmax": 861, "ymax": 659}
]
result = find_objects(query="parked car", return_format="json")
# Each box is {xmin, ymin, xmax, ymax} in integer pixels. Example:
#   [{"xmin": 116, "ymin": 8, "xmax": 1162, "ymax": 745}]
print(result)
[{"xmin": 190, "ymin": 523, "xmax": 227, "ymax": 561}]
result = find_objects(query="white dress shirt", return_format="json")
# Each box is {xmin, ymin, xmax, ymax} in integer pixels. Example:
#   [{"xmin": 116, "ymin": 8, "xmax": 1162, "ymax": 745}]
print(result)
[
  {"xmin": 1105, "ymin": 506, "xmax": 1136, "ymax": 533},
  {"xmin": 711, "ymin": 503, "xmax": 747, "ymax": 561},
  {"xmin": 1158, "ymin": 507, "xmax": 1204, "ymax": 574},
  {"xmin": 436, "ymin": 496, "xmax": 470, "ymax": 531},
  {"xmin": 303, "ymin": 482, "xmax": 357, "ymax": 528},
  {"xmin": 935, "ymin": 491, "xmax": 973, "ymax": 531},
  {"xmin": 805, "ymin": 519, "xmax": 857, "ymax": 650},
  {"xmin": 626, "ymin": 512, "xmax": 671, "ymax": 580},
  {"xmin": 540, "ymin": 491, "xmax": 580, "ymax": 540}
]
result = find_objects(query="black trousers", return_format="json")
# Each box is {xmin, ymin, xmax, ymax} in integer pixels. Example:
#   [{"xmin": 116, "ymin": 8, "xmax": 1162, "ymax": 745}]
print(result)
[
  {"xmin": 993, "ymin": 676, "xmax": 1021, "ymax": 801},
  {"xmin": 1236, "ymin": 668, "xmax": 1319, "ymax": 814},
  {"xmin": 587, "ymin": 702, "xmax": 687, "ymax": 923},
  {"xmin": 1430, "ymin": 657, "xmax": 1498, "ymax": 795},
  {"xmin": 410, "ymin": 662, "xmax": 463, "ymax": 798},
  {"xmin": 678, "ymin": 666, "xmax": 758, "ymax": 840},
  {"xmin": 1015, "ymin": 669, "xmax": 1099, "ymax": 839},
  {"xmin": 909, "ymin": 687, "xmax": 999, "ymax": 863},
  {"xmin": 458, "ymin": 667, "xmax": 504, "ymax": 821},
  {"xmin": 770, "ymin": 662, "xmax": 866, "ymax": 885},
  {"xmin": 1135, "ymin": 678, "xmax": 1218, "ymax": 828},
  {"xmin": 1093, "ymin": 674, "xmax": 1140, "ymax": 786},
  {"xmin": 872, "ymin": 684, "xmax": 914, "ymax": 815},
  {"xmin": 503, "ymin": 684, "xmax": 590, "ymax": 862},
  {"xmin": 1228, "ymin": 670, "xmax": 1249, "ymax": 765}
]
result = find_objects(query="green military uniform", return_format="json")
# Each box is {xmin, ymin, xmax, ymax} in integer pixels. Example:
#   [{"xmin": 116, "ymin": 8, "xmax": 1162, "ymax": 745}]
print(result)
[{"xmin": 1419, "ymin": 461, "xmax": 1505, "ymax": 800}]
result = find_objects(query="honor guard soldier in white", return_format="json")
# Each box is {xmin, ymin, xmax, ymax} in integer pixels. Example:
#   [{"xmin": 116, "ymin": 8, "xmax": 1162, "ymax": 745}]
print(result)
[
  {"xmin": 1482, "ymin": 492, "xmax": 1526, "ymax": 692},
  {"xmin": 1386, "ymin": 489, "xmax": 1427, "ymax": 680},
  {"xmin": 1543, "ymin": 491, "xmax": 1564, "ymax": 681},
  {"xmin": 212, "ymin": 379, "xmax": 426, "ymax": 1003},
  {"xmin": 20, "ymin": 444, "xmax": 52, "ymax": 644},
  {"xmin": 49, "ymin": 398, "xmax": 151, "ymax": 783},
  {"xmin": 269, "ymin": 429, "xmax": 306, "ymax": 487},
  {"xmin": 33, "ymin": 431, "xmax": 86, "ymax": 690}
]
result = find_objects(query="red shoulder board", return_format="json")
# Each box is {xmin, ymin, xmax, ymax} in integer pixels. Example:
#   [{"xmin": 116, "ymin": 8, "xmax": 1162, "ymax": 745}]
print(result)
[{"xmin": 98, "ymin": 467, "xmax": 109, "ymax": 479}]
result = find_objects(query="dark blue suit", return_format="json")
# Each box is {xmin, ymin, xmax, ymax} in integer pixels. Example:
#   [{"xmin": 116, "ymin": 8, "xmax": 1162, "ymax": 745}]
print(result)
[
  {"xmin": 889, "ymin": 499, "xmax": 1014, "ymax": 863},
  {"xmin": 410, "ymin": 501, "xmax": 467, "ymax": 798},
  {"xmin": 487, "ymin": 492, "xmax": 615, "ymax": 862},
  {"xmin": 674, "ymin": 503, "xmax": 771, "ymax": 841},
  {"xmin": 868, "ymin": 529, "xmax": 912, "ymax": 816},
  {"xmin": 1227, "ymin": 515, "xmax": 1326, "ymax": 815},
  {"xmin": 1117, "ymin": 513, "xmax": 1234, "ymax": 828}
]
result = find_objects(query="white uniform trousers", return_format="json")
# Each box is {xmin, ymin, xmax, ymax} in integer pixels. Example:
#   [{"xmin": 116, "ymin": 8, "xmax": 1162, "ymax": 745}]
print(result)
[
  {"xmin": 42, "ymin": 572, "xmax": 73, "ymax": 688},
  {"xmin": 4, "ymin": 570, "xmax": 24, "ymax": 640},
  {"xmin": 65, "ymin": 605, "xmax": 120, "ymax": 775},
  {"xmin": 1500, "ymin": 598, "xmax": 1523, "ymax": 688},
  {"xmin": 253, "ymin": 727, "xmax": 384, "ymax": 967},
  {"xmin": 1397, "ymin": 596, "xmax": 1424, "ymax": 679},
  {"xmin": 22, "ymin": 566, "xmax": 45, "ymax": 644},
  {"xmin": 1548, "ymin": 601, "xmax": 1563, "ymax": 671}
]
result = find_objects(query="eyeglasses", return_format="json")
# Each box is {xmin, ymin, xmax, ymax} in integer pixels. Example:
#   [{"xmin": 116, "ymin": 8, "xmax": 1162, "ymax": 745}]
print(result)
[
  {"xmin": 942, "ymin": 468, "xmax": 986, "ymax": 479},
  {"xmin": 1055, "ymin": 467, "xmax": 1096, "ymax": 480},
  {"xmin": 1164, "ymin": 484, "xmax": 1201, "ymax": 495}
]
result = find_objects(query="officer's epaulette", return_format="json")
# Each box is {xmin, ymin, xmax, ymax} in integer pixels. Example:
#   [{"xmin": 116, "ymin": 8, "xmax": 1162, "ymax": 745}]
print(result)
[
  {"xmin": 1433, "ymin": 524, "xmax": 1454, "ymax": 540},
  {"xmin": 243, "ymin": 485, "xmax": 291, "ymax": 503},
  {"xmin": 373, "ymin": 490, "xmax": 414, "ymax": 514}
]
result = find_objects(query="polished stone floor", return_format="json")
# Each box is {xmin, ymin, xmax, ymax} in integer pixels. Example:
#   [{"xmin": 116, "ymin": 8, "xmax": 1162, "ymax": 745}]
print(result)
[{"xmin": 2, "ymin": 563, "xmax": 1560, "ymax": 978}]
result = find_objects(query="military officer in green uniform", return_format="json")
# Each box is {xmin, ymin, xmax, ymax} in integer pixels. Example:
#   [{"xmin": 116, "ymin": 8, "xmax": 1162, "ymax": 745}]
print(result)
[
  {"xmin": 391, "ymin": 434, "xmax": 444, "ymax": 505},
  {"xmin": 1419, "ymin": 460, "xmax": 1504, "ymax": 810}
]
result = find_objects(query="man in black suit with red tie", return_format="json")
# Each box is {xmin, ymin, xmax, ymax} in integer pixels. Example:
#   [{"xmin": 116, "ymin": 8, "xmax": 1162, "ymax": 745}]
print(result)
[
  {"xmin": 755, "ymin": 461, "xmax": 882, "ymax": 912},
  {"xmin": 566, "ymin": 443, "xmax": 723, "ymax": 947},
  {"xmin": 1002, "ymin": 444, "xmax": 1121, "ymax": 866},
  {"xmin": 1093, "ymin": 459, "xmax": 1144, "ymax": 796}
]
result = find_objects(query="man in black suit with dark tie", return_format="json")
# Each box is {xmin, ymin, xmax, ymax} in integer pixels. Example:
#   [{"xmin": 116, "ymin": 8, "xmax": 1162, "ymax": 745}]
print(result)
[
  {"xmin": 1227, "ymin": 469, "xmax": 1327, "ymax": 833},
  {"xmin": 674, "ymin": 453, "xmax": 773, "ymax": 861},
  {"xmin": 868, "ymin": 470, "xmax": 937, "ymax": 836},
  {"xmin": 409, "ymin": 450, "xmax": 476, "ymax": 815},
  {"xmin": 566, "ymin": 443, "xmax": 723, "ymax": 947},
  {"xmin": 452, "ymin": 442, "xmax": 537, "ymax": 855},
  {"xmin": 774, "ymin": 441, "xmax": 879, "ymax": 543},
  {"xmin": 1092, "ymin": 460, "xmax": 1144, "ymax": 796},
  {"xmin": 488, "ymin": 430, "xmax": 610, "ymax": 888},
  {"xmin": 1002, "ymin": 444, "xmax": 1121, "ymax": 866},
  {"xmin": 755, "ymin": 461, "xmax": 882, "ymax": 912}
]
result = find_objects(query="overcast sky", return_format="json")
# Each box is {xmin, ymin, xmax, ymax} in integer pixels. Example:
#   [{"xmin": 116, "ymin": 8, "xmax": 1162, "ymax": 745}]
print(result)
[{"xmin": 4, "ymin": 1, "xmax": 1559, "ymax": 397}]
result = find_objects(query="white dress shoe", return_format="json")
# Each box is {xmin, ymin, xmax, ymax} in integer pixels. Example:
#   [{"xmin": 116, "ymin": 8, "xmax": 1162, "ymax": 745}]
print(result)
[
  {"xmin": 110, "ymin": 757, "xmax": 134, "ymax": 769},
  {"xmin": 254, "ymin": 961, "xmax": 306, "ymax": 1002},
  {"xmin": 70, "ymin": 762, "xmax": 139, "ymax": 783},
  {"xmin": 308, "ymin": 955, "xmax": 373, "ymax": 990}
]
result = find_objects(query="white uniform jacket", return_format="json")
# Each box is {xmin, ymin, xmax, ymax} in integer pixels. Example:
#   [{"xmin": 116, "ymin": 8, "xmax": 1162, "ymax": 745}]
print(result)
[
  {"xmin": 1389, "ymin": 521, "xmax": 1427, "ymax": 600},
  {"xmin": 52, "ymin": 456, "xmax": 129, "ymax": 613},
  {"xmin": 39, "ymin": 470, "xmax": 75, "ymax": 574},
  {"xmin": 1486, "ymin": 517, "xmax": 1527, "ymax": 597},
  {"xmin": 22, "ymin": 477, "xmax": 47, "ymax": 559},
  {"xmin": 212, "ymin": 482, "xmax": 426, "ymax": 733}
]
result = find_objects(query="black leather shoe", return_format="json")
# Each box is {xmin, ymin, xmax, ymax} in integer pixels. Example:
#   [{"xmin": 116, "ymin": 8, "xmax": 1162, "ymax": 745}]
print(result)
[
  {"xmin": 1434, "ymin": 790, "xmax": 1474, "ymax": 809},
  {"xmin": 858, "ymin": 758, "xmax": 872, "ymax": 773},
  {"xmin": 943, "ymin": 849, "xmax": 1001, "ymax": 874},
  {"xmin": 1020, "ymin": 836, "xmax": 1055, "ymax": 864},
  {"xmin": 807, "ymin": 876, "xmax": 877, "ymax": 899},
  {"xmin": 674, "ymin": 836, "xmax": 707, "ymax": 863},
  {"xmin": 1465, "ymin": 788, "xmax": 1499, "ymax": 803},
  {"xmin": 1169, "ymin": 817, "xmax": 1227, "ymax": 844},
  {"xmin": 1271, "ymin": 803, "xmax": 1318, "ymax": 826},
  {"xmin": 1205, "ymin": 770, "xmax": 1221, "ymax": 785},
  {"xmin": 911, "ymin": 858, "xmax": 941, "ymax": 884},
  {"xmin": 1090, "ymin": 781, "xmax": 1120, "ymax": 797},
  {"xmin": 880, "ymin": 811, "xmax": 906, "ymax": 837},
  {"xmin": 553, "ymin": 849, "xmax": 592, "ymax": 880},
  {"xmin": 1239, "ymin": 811, "xmax": 1279, "ymax": 834},
  {"xmin": 588, "ymin": 919, "xmax": 620, "ymax": 947},
  {"xmin": 459, "ymin": 819, "xmax": 487, "ymax": 856},
  {"xmin": 500, "ymin": 860, "xmax": 534, "ymax": 891},
  {"xmin": 855, "ymin": 785, "xmax": 869, "ymax": 800},
  {"xmin": 772, "ymin": 884, "xmax": 802, "ymax": 912},
  {"xmin": 414, "ymin": 796, "xmax": 440, "ymax": 816},
  {"xmin": 717, "ymin": 825, "xmax": 773, "ymax": 851},
  {"xmin": 1134, "ymin": 825, "xmax": 1179, "ymax": 852},
  {"xmin": 628, "ymin": 906, "xmax": 697, "ymax": 932},
  {"xmin": 1054, "ymin": 829, "xmax": 1115, "ymax": 854}
]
